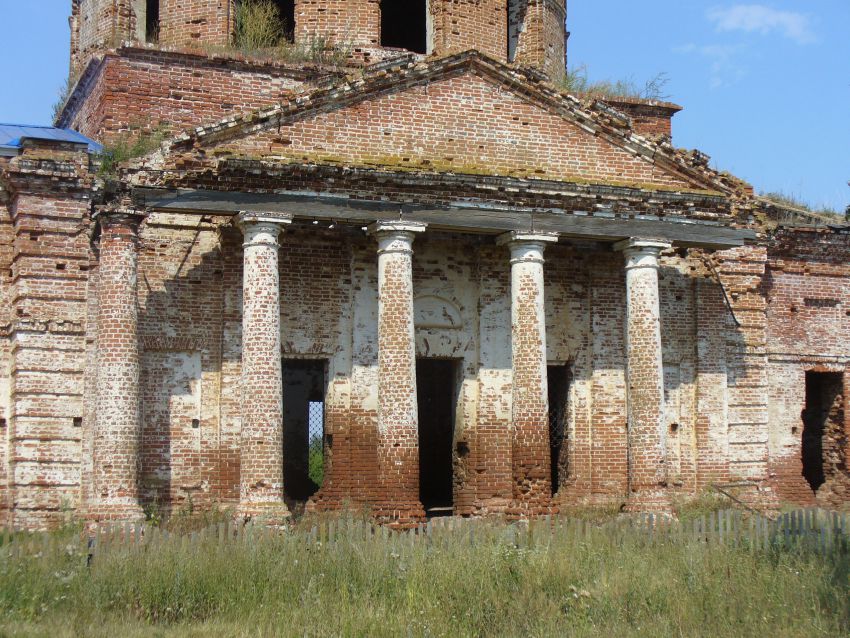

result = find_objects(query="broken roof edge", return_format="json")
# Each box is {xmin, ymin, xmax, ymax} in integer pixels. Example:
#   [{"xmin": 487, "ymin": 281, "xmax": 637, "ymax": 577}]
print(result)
[{"xmin": 123, "ymin": 50, "xmax": 740, "ymax": 195}]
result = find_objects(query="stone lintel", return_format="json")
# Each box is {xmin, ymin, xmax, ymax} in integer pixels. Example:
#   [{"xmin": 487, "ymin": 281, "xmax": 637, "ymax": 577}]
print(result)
[
  {"xmin": 236, "ymin": 211, "xmax": 294, "ymax": 228},
  {"xmin": 613, "ymin": 237, "xmax": 672, "ymax": 253},
  {"xmin": 367, "ymin": 220, "xmax": 428, "ymax": 236},
  {"xmin": 496, "ymin": 231, "xmax": 559, "ymax": 246}
]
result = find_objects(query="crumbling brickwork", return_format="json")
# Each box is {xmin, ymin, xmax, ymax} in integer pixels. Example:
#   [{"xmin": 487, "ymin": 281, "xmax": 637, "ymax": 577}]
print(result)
[
  {"xmin": 765, "ymin": 229, "xmax": 850, "ymax": 507},
  {"xmin": 2, "ymin": 1, "xmax": 848, "ymax": 530}
]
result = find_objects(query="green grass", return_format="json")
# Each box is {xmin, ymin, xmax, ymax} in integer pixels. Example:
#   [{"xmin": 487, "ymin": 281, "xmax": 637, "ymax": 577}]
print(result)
[
  {"xmin": 559, "ymin": 65, "xmax": 670, "ymax": 101},
  {"xmin": 0, "ymin": 518, "xmax": 847, "ymax": 637},
  {"xmin": 760, "ymin": 191, "xmax": 841, "ymax": 219},
  {"xmin": 229, "ymin": 0, "xmax": 351, "ymax": 66},
  {"xmin": 96, "ymin": 127, "xmax": 169, "ymax": 176}
]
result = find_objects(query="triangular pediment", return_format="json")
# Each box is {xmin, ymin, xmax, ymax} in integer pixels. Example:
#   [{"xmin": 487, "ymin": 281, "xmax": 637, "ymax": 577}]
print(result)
[{"xmin": 148, "ymin": 52, "xmax": 733, "ymax": 194}]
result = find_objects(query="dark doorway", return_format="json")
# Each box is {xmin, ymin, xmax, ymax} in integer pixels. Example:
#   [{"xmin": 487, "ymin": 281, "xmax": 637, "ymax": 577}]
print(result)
[
  {"xmin": 801, "ymin": 371, "xmax": 844, "ymax": 493},
  {"xmin": 272, "ymin": 0, "xmax": 296, "ymax": 42},
  {"xmin": 145, "ymin": 0, "xmax": 160, "ymax": 43},
  {"xmin": 380, "ymin": 0, "xmax": 428, "ymax": 54},
  {"xmin": 282, "ymin": 359, "xmax": 327, "ymax": 501},
  {"xmin": 548, "ymin": 364, "xmax": 570, "ymax": 494},
  {"xmin": 417, "ymin": 359, "xmax": 459, "ymax": 514}
]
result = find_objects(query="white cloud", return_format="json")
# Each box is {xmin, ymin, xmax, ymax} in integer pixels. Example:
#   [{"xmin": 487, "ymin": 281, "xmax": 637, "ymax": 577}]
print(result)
[
  {"xmin": 707, "ymin": 4, "xmax": 816, "ymax": 44},
  {"xmin": 674, "ymin": 43, "xmax": 748, "ymax": 89}
]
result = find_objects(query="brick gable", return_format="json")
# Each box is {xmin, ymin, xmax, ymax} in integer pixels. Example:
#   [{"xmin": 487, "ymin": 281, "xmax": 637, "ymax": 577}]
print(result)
[{"xmin": 209, "ymin": 70, "xmax": 695, "ymax": 190}]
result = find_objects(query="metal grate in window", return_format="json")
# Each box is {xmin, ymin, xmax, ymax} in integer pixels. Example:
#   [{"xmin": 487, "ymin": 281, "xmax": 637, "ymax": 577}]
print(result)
[{"xmin": 308, "ymin": 401, "xmax": 324, "ymax": 487}]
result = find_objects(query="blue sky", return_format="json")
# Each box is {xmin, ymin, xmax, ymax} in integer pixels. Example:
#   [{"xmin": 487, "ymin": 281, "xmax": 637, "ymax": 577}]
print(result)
[{"xmin": 1, "ymin": 1, "xmax": 847, "ymax": 211}]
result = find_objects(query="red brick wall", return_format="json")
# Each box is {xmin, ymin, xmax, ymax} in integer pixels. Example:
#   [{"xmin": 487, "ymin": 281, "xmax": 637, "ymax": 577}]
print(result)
[
  {"xmin": 158, "ymin": 0, "xmax": 234, "ymax": 49},
  {"xmin": 62, "ymin": 49, "xmax": 313, "ymax": 144},
  {"xmin": 70, "ymin": 0, "xmax": 568, "ymax": 78},
  {"xmin": 765, "ymin": 229, "xmax": 850, "ymax": 506},
  {"xmin": 217, "ymin": 72, "xmax": 693, "ymax": 189},
  {"xmin": 1, "ymin": 144, "xmax": 93, "ymax": 529},
  {"xmin": 604, "ymin": 99, "xmax": 681, "ymax": 140}
]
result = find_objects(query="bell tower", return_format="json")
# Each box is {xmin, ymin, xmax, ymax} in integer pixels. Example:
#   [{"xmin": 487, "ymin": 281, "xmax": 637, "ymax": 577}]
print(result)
[{"xmin": 69, "ymin": 0, "xmax": 567, "ymax": 80}]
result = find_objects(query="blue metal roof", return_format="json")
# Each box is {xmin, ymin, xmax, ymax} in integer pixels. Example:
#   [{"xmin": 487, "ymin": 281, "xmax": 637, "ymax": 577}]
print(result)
[{"xmin": 0, "ymin": 124, "xmax": 102, "ymax": 155}]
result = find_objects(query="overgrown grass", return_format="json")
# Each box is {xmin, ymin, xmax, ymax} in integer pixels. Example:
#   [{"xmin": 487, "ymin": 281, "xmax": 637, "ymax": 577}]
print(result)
[
  {"xmin": 51, "ymin": 72, "xmax": 81, "ymax": 124},
  {"xmin": 235, "ymin": 0, "xmax": 288, "ymax": 50},
  {"xmin": 560, "ymin": 65, "xmax": 670, "ymax": 101},
  {"xmin": 230, "ymin": 0, "xmax": 351, "ymax": 65},
  {"xmin": 0, "ymin": 518, "xmax": 847, "ymax": 637},
  {"xmin": 760, "ymin": 191, "xmax": 841, "ymax": 218},
  {"xmin": 97, "ymin": 127, "xmax": 169, "ymax": 176}
]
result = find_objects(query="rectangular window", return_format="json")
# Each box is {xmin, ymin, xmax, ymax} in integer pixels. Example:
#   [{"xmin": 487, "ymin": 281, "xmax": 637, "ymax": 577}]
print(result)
[
  {"xmin": 380, "ymin": 0, "xmax": 428, "ymax": 54},
  {"xmin": 145, "ymin": 0, "xmax": 160, "ymax": 43}
]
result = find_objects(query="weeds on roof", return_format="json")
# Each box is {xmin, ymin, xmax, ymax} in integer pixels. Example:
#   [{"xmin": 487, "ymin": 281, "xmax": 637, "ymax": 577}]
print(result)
[
  {"xmin": 559, "ymin": 65, "xmax": 670, "ymax": 101},
  {"xmin": 760, "ymin": 191, "xmax": 840, "ymax": 218},
  {"xmin": 231, "ymin": 0, "xmax": 351, "ymax": 65},
  {"xmin": 97, "ymin": 127, "xmax": 170, "ymax": 177}
]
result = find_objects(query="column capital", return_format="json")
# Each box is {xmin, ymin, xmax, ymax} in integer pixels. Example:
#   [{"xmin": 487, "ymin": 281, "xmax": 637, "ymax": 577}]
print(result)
[
  {"xmin": 614, "ymin": 238, "xmax": 672, "ymax": 270},
  {"xmin": 93, "ymin": 207, "xmax": 145, "ymax": 232},
  {"xmin": 496, "ymin": 231, "xmax": 559, "ymax": 247},
  {"xmin": 236, "ymin": 211, "xmax": 293, "ymax": 230},
  {"xmin": 497, "ymin": 232, "xmax": 558, "ymax": 265},
  {"xmin": 368, "ymin": 221, "xmax": 427, "ymax": 255},
  {"xmin": 237, "ymin": 212, "xmax": 292, "ymax": 248}
]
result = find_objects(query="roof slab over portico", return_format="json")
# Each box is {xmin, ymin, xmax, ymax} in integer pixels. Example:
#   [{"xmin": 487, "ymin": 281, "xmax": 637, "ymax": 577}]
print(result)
[
  {"xmin": 134, "ymin": 186, "xmax": 755, "ymax": 249},
  {"xmin": 121, "ymin": 50, "xmax": 759, "ymax": 250}
]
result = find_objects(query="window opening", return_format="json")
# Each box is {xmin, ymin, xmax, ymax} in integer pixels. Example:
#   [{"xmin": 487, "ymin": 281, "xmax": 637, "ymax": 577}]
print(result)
[
  {"xmin": 547, "ymin": 364, "xmax": 570, "ymax": 494},
  {"xmin": 145, "ymin": 0, "xmax": 160, "ymax": 43},
  {"xmin": 274, "ymin": 0, "xmax": 296, "ymax": 42},
  {"xmin": 282, "ymin": 359, "xmax": 327, "ymax": 501},
  {"xmin": 801, "ymin": 371, "xmax": 844, "ymax": 493},
  {"xmin": 416, "ymin": 359, "xmax": 459, "ymax": 515},
  {"xmin": 380, "ymin": 0, "xmax": 428, "ymax": 54},
  {"xmin": 507, "ymin": 0, "xmax": 524, "ymax": 62}
]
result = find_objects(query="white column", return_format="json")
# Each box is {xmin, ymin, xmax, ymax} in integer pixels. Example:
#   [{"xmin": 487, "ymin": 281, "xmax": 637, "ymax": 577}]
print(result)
[
  {"xmin": 614, "ymin": 237, "xmax": 672, "ymax": 512},
  {"xmin": 236, "ymin": 211, "xmax": 292, "ymax": 521},
  {"xmin": 368, "ymin": 221, "xmax": 427, "ymax": 524},
  {"xmin": 497, "ymin": 231, "xmax": 558, "ymax": 516}
]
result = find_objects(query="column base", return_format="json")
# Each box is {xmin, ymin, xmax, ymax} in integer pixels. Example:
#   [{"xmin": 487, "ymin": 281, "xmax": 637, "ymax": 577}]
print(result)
[
  {"xmin": 235, "ymin": 502, "xmax": 291, "ymax": 526},
  {"xmin": 623, "ymin": 489, "xmax": 674, "ymax": 514}
]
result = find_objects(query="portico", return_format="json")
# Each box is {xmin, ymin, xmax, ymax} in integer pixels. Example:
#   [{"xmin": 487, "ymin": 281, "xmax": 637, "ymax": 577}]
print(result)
[{"xmin": 83, "ymin": 180, "xmax": 752, "ymax": 524}]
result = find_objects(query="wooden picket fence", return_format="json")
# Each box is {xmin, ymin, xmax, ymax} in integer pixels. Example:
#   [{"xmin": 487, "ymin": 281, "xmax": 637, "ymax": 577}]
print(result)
[{"xmin": 0, "ymin": 508, "xmax": 847, "ymax": 563}]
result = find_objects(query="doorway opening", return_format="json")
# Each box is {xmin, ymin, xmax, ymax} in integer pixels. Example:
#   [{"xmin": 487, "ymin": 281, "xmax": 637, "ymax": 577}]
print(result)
[
  {"xmin": 380, "ymin": 0, "xmax": 428, "ymax": 54},
  {"xmin": 417, "ymin": 358, "xmax": 460, "ymax": 515},
  {"xmin": 548, "ymin": 364, "xmax": 570, "ymax": 494},
  {"xmin": 282, "ymin": 359, "xmax": 327, "ymax": 501},
  {"xmin": 801, "ymin": 371, "xmax": 844, "ymax": 493}
]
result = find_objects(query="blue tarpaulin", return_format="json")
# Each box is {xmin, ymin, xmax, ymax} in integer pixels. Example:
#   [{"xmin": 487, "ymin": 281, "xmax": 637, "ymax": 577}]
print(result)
[{"xmin": 0, "ymin": 124, "xmax": 102, "ymax": 155}]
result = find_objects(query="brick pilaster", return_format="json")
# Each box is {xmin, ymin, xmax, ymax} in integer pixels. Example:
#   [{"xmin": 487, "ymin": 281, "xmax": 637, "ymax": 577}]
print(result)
[
  {"xmin": 499, "ymin": 231, "xmax": 559, "ymax": 517},
  {"xmin": 616, "ymin": 238, "xmax": 673, "ymax": 512},
  {"xmin": 369, "ymin": 221, "xmax": 426, "ymax": 526},
  {"xmin": 236, "ymin": 212, "xmax": 292, "ymax": 522},
  {"xmin": 89, "ymin": 209, "xmax": 146, "ymax": 523}
]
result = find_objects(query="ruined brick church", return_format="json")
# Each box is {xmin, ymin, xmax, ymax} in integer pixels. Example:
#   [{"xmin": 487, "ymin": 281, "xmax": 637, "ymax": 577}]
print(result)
[{"xmin": 0, "ymin": 0, "xmax": 847, "ymax": 529}]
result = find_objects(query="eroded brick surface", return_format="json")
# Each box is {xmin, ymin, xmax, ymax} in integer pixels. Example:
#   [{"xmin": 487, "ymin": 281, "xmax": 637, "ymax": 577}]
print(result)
[{"xmin": 1, "ymin": 2, "xmax": 848, "ymax": 529}]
